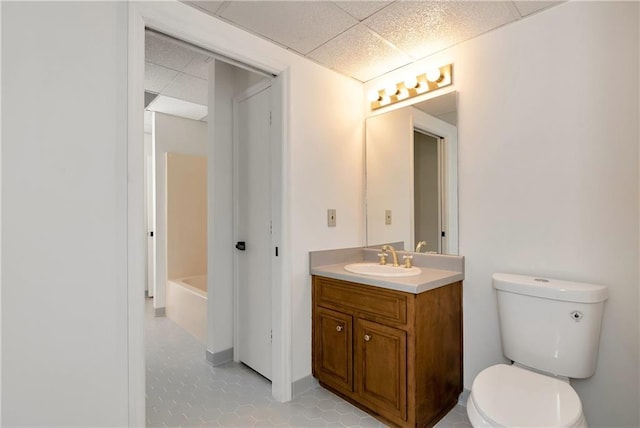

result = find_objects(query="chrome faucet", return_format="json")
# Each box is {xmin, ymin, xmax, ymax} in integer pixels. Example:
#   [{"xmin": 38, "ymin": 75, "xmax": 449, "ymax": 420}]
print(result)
[
  {"xmin": 381, "ymin": 244, "xmax": 399, "ymax": 267},
  {"xmin": 415, "ymin": 241, "xmax": 427, "ymax": 253}
]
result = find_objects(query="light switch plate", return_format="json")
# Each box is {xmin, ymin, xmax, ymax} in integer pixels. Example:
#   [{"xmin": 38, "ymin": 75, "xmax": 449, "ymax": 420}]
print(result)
[
  {"xmin": 328, "ymin": 209, "xmax": 337, "ymax": 227},
  {"xmin": 385, "ymin": 209, "xmax": 392, "ymax": 225}
]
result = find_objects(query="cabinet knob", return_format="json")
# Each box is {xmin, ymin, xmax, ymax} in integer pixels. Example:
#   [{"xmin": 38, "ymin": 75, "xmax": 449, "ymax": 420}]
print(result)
[
  {"xmin": 364, "ymin": 334, "xmax": 371, "ymax": 342},
  {"xmin": 336, "ymin": 325, "xmax": 343, "ymax": 332}
]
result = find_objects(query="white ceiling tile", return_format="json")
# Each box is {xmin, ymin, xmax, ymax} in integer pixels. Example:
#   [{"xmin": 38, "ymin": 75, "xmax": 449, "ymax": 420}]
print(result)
[
  {"xmin": 513, "ymin": 1, "xmax": 563, "ymax": 17},
  {"xmin": 308, "ymin": 24, "xmax": 412, "ymax": 82},
  {"xmin": 183, "ymin": 54, "xmax": 214, "ymax": 80},
  {"xmin": 145, "ymin": 62, "xmax": 180, "ymax": 93},
  {"xmin": 220, "ymin": 1, "xmax": 358, "ymax": 55},
  {"xmin": 147, "ymin": 95, "xmax": 208, "ymax": 122},
  {"xmin": 146, "ymin": 32, "xmax": 197, "ymax": 72},
  {"xmin": 162, "ymin": 73, "xmax": 209, "ymax": 106},
  {"xmin": 364, "ymin": 1, "xmax": 521, "ymax": 60},
  {"xmin": 183, "ymin": 0, "xmax": 225, "ymax": 15},
  {"xmin": 332, "ymin": 0, "xmax": 394, "ymax": 21}
]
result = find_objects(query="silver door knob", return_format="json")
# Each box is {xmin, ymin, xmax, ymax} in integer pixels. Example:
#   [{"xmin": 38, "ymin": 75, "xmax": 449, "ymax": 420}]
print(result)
[
  {"xmin": 336, "ymin": 325, "xmax": 343, "ymax": 332},
  {"xmin": 364, "ymin": 334, "xmax": 371, "ymax": 342}
]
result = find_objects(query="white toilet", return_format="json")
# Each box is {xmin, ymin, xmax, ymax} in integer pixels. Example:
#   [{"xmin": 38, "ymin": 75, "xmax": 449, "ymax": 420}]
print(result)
[{"xmin": 467, "ymin": 273, "xmax": 608, "ymax": 428}]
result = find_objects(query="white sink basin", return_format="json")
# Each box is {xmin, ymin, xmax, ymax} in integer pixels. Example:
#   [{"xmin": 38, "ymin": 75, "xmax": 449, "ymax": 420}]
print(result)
[{"xmin": 344, "ymin": 262, "xmax": 422, "ymax": 278}]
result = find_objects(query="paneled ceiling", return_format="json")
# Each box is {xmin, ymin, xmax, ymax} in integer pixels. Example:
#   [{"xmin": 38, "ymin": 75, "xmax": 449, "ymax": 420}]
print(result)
[
  {"xmin": 145, "ymin": 31, "xmax": 211, "ymax": 127},
  {"xmin": 145, "ymin": 1, "xmax": 562, "ymax": 131},
  {"xmin": 184, "ymin": 0, "xmax": 562, "ymax": 82}
]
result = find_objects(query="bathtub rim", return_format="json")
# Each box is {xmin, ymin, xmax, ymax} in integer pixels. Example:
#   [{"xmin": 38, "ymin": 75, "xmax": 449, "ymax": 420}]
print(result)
[{"xmin": 168, "ymin": 274, "xmax": 207, "ymax": 299}]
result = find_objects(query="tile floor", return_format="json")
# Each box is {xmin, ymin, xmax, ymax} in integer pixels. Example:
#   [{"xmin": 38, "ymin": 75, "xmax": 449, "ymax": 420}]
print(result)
[{"xmin": 145, "ymin": 298, "xmax": 471, "ymax": 427}]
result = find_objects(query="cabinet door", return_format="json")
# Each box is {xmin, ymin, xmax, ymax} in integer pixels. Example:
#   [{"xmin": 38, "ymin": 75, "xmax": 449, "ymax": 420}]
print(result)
[
  {"xmin": 356, "ymin": 319, "xmax": 407, "ymax": 421},
  {"xmin": 314, "ymin": 307, "xmax": 353, "ymax": 392}
]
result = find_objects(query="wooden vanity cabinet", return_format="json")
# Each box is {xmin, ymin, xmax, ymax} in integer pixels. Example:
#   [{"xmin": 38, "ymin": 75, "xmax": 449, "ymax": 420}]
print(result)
[{"xmin": 312, "ymin": 275, "xmax": 462, "ymax": 428}]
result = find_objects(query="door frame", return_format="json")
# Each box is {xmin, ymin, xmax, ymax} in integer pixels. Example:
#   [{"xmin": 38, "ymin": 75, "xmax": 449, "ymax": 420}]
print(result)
[
  {"xmin": 127, "ymin": 3, "xmax": 291, "ymax": 426},
  {"xmin": 232, "ymin": 79, "xmax": 274, "ymax": 371}
]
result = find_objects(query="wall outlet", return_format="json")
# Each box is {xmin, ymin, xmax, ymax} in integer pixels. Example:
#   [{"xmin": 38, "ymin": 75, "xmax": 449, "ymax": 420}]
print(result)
[
  {"xmin": 385, "ymin": 209, "xmax": 392, "ymax": 225},
  {"xmin": 327, "ymin": 209, "xmax": 337, "ymax": 227}
]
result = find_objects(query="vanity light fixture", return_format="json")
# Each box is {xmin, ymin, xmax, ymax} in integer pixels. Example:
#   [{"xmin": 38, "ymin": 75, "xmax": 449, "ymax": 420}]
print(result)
[{"xmin": 369, "ymin": 64, "xmax": 453, "ymax": 110}]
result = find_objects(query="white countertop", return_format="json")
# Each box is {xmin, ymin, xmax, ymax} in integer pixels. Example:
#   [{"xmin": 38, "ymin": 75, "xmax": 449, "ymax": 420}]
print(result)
[{"xmin": 310, "ymin": 262, "xmax": 464, "ymax": 294}]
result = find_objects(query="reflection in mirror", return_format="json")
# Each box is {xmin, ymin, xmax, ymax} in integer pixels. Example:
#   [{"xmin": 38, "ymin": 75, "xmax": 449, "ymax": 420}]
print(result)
[{"xmin": 365, "ymin": 91, "xmax": 458, "ymax": 255}]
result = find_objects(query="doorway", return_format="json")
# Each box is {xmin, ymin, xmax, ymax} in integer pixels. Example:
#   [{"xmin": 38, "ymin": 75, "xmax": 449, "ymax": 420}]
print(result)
[
  {"xmin": 133, "ymin": 20, "xmax": 287, "ymax": 425},
  {"xmin": 413, "ymin": 130, "xmax": 443, "ymax": 254}
]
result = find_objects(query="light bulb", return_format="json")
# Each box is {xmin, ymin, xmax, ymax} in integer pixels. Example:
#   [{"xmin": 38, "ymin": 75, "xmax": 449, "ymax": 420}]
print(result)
[
  {"xmin": 368, "ymin": 89, "xmax": 381, "ymax": 103},
  {"xmin": 398, "ymin": 88, "xmax": 409, "ymax": 99},
  {"xmin": 380, "ymin": 95, "xmax": 391, "ymax": 105},
  {"xmin": 426, "ymin": 68, "xmax": 443, "ymax": 82},
  {"xmin": 384, "ymin": 83, "xmax": 398, "ymax": 97},
  {"xmin": 404, "ymin": 75, "xmax": 418, "ymax": 89}
]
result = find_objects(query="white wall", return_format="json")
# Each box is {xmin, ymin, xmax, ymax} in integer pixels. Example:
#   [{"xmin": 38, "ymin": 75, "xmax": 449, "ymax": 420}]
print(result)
[
  {"xmin": 287, "ymin": 58, "xmax": 365, "ymax": 381},
  {"xmin": 1, "ymin": 2, "xmax": 129, "ymax": 425},
  {"xmin": 154, "ymin": 113, "xmax": 207, "ymax": 310},
  {"xmin": 366, "ymin": 2, "xmax": 639, "ymax": 426},
  {"xmin": 208, "ymin": 60, "xmax": 238, "ymax": 355},
  {"xmin": 366, "ymin": 107, "xmax": 413, "ymax": 249}
]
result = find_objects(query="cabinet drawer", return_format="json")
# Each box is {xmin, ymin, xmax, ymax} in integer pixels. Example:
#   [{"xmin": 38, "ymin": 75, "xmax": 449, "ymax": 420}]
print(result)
[{"xmin": 314, "ymin": 276, "xmax": 407, "ymax": 325}]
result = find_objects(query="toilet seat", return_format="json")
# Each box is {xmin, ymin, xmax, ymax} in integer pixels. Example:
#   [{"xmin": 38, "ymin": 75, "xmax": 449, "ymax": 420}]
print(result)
[{"xmin": 469, "ymin": 364, "xmax": 584, "ymax": 428}]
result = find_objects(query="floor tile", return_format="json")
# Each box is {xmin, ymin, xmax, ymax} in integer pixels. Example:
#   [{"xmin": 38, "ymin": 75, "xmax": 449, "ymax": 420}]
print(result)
[{"xmin": 145, "ymin": 297, "xmax": 470, "ymax": 427}]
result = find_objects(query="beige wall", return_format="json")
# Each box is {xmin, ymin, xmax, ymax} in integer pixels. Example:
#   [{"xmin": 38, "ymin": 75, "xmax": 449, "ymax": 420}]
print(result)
[
  {"xmin": 154, "ymin": 112, "xmax": 207, "ymax": 309},
  {"xmin": 167, "ymin": 153, "xmax": 207, "ymax": 279}
]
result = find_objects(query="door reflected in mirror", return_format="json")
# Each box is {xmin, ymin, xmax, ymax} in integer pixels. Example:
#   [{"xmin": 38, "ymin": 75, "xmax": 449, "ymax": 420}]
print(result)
[{"xmin": 365, "ymin": 91, "xmax": 458, "ymax": 255}]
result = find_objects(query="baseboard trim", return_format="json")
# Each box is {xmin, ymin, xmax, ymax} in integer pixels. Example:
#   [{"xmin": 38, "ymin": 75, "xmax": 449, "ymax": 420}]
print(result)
[
  {"xmin": 206, "ymin": 348, "xmax": 233, "ymax": 366},
  {"xmin": 154, "ymin": 307, "xmax": 165, "ymax": 317},
  {"xmin": 458, "ymin": 389, "xmax": 470, "ymax": 407},
  {"xmin": 292, "ymin": 374, "xmax": 318, "ymax": 398}
]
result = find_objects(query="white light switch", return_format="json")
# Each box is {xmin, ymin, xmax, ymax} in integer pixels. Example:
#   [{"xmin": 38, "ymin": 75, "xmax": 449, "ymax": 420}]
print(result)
[
  {"xmin": 327, "ymin": 209, "xmax": 337, "ymax": 227},
  {"xmin": 385, "ymin": 209, "xmax": 392, "ymax": 225}
]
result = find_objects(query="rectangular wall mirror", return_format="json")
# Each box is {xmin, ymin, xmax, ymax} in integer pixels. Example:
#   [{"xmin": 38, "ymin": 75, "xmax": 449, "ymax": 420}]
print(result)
[{"xmin": 365, "ymin": 91, "xmax": 458, "ymax": 255}]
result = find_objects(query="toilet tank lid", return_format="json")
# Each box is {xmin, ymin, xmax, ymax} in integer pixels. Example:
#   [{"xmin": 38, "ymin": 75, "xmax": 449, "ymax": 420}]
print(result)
[{"xmin": 493, "ymin": 273, "xmax": 608, "ymax": 303}]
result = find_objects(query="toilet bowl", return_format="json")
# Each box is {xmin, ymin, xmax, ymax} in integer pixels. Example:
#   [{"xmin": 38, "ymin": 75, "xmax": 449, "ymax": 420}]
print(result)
[{"xmin": 467, "ymin": 364, "xmax": 586, "ymax": 428}]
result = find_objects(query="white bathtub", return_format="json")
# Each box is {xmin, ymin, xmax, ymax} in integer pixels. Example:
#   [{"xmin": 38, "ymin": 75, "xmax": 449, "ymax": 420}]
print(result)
[{"xmin": 166, "ymin": 274, "xmax": 207, "ymax": 344}]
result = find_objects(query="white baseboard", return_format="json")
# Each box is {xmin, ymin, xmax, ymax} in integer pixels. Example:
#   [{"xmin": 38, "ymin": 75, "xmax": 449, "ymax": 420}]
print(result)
[{"xmin": 206, "ymin": 348, "xmax": 233, "ymax": 366}]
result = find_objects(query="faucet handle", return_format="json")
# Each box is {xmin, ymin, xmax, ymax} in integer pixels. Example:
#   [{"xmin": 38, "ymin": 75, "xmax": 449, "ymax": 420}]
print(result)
[
  {"xmin": 403, "ymin": 254, "xmax": 414, "ymax": 268},
  {"xmin": 377, "ymin": 252, "xmax": 388, "ymax": 265}
]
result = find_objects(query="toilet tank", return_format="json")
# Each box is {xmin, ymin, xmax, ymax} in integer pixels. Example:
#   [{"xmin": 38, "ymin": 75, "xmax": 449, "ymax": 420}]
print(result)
[{"xmin": 493, "ymin": 273, "xmax": 608, "ymax": 379}]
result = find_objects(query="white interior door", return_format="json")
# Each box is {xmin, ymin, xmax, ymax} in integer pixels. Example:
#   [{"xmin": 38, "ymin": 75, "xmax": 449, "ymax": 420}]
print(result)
[{"xmin": 236, "ymin": 84, "xmax": 272, "ymax": 380}]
